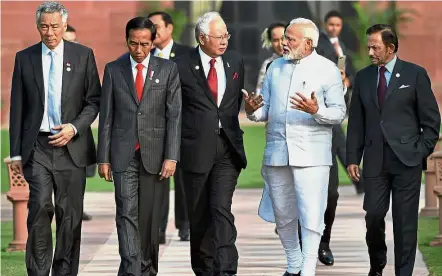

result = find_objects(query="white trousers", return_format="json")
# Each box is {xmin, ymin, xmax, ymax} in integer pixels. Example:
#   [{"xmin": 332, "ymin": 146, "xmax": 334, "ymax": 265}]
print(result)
[{"xmin": 261, "ymin": 165, "xmax": 330, "ymax": 276}]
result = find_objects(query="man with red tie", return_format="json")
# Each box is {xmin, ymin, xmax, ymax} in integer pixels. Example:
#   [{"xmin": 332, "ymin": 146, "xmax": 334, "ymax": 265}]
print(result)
[
  {"xmin": 97, "ymin": 17, "xmax": 181, "ymax": 275},
  {"xmin": 174, "ymin": 11, "xmax": 247, "ymax": 276}
]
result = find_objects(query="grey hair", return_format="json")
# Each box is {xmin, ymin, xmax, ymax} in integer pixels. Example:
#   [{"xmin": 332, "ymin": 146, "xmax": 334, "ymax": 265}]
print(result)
[
  {"xmin": 288, "ymin": 18, "xmax": 319, "ymax": 47},
  {"xmin": 36, "ymin": 1, "xmax": 68, "ymax": 25},
  {"xmin": 194, "ymin": 11, "xmax": 223, "ymax": 43}
]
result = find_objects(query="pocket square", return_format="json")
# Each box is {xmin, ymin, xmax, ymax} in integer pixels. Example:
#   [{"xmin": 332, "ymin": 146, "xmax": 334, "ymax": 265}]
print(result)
[
  {"xmin": 399, "ymin": 84, "xmax": 410, "ymax": 89},
  {"xmin": 233, "ymin": 72, "xmax": 239, "ymax": 79}
]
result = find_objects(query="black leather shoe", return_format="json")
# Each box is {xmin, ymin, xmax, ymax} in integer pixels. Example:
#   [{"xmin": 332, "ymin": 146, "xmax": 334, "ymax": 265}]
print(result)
[
  {"xmin": 178, "ymin": 228, "xmax": 190, "ymax": 241},
  {"xmin": 283, "ymin": 271, "xmax": 300, "ymax": 276},
  {"xmin": 82, "ymin": 212, "xmax": 92, "ymax": 221},
  {"xmin": 318, "ymin": 243, "xmax": 334, "ymax": 266},
  {"xmin": 159, "ymin": 232, "xmax": 166, "ymax": 244}
]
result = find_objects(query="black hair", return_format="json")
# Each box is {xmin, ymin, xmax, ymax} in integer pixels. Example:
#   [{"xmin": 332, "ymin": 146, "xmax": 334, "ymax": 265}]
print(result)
[
  {"xmin": 324, "ymin": 10, "xmax": 342, "ymax": 23},
  {"xmin": 125, "ymin": 17, "xmax": 156, "ymax": 41},
  {"xmin": 66, "ymin": 24, "xmax": 76, "ymax": 33},
  {"xmin": 266, "ymin": 22, "xmax": 286, "ymax": 41},
  {"xmin": 366, "ymin": 24, "xmax": 399, "ymax": 53},
  {"xmin": 147, "ymin": 11, "xmax": 174, "ymax": 26}
]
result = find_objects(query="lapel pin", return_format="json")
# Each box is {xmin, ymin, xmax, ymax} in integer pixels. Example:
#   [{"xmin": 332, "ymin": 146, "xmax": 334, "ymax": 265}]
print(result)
[
  {"xmin": 149, "ymin": 70, "xmax": 154, "ymax": 80},
  {"xmin": 195, "ymin": 65, "xmax": 200, "ymax": 70},
  {"xmin": 66, "ymin": 67, "xmax": 71, "ymax": 72},
  {"xmin": 227, "ymin": 62, "xmax": 230, "ymax": 68},
  {"xmin": 155, "ymin": 79, "xmax": 159, "ymax": 83},
  {"xmin": 170, "ymin": 52, "xmax": 175, "ymax": 58},
  {"xmin": 396, "ymin": 73, "xmax": 400, "ymax": 78}
]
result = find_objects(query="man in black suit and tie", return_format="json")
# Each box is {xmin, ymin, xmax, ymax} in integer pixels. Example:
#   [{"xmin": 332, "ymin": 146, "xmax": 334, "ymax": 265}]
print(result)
[
  {"xmin": 315, "ymin": 10, "xmax": 363, "ymax": 266},
  {"xmin": 97, "ymin": 17, "xmax": 181, "ymax": 276},
  {"xmin": 347, "ymin": 24, "xmax": 440, "ymax": 276},
  {"xmin": 9, "ymin": 2, "xmax": 100, "ymax": 275},
  {"xmin": 148, "ymin": 11, "xmax": 192, "ymax": 244},
  {"xmin": 175, "ymin": 11, "xmax": 247, "ymax": 276}
]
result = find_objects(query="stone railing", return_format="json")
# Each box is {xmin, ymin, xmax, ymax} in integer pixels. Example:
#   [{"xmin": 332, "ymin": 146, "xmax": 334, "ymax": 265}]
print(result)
[
  {"xmin": 4, "ymin": 157, "xmax": 29, "ymax": 252},
  {"xmin": 429, "ymin": 151, "xmax": 442, "ymax": 247}
]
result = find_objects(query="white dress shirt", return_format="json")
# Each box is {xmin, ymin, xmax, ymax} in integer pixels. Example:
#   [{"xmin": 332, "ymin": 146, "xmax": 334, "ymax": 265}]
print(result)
[
  {"xmin": 129, "ymin": 54, "xmax": 150, "ymax": 81},
  {"xmin": 199, "ymin": 47, "xmax": 226, "ymax": 128},
  {"xmin": 154, "ymin": 39, "xmax": 174, "ymax": 60}
]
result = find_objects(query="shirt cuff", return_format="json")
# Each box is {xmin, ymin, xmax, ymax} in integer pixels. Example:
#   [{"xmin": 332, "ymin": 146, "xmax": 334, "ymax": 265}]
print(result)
[
  {"xmin": 69, "ymin": 123, "xmax": 78, "ymax": 135},
  {"xmin": 167, "ymin": 160, "xmax": 177, "ymax": 163},
  {"xmin": 10, "ymin": 156, "xmax": 22, "ymax": 161}
]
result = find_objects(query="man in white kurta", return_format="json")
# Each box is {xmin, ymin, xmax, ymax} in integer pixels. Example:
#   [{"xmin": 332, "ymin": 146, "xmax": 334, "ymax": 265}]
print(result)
[{"xmin": 244, "ymin": 18, "xmax": 346, "ymax": 276}]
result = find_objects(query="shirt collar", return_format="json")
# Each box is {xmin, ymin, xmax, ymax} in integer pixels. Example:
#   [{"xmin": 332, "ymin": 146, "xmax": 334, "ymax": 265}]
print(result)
[
  {"xmin": 297, "ymin": 50, "xmax": 318, "ymax": 64},
  {"xmin": 329, "ymin": 36, "xmax": 339, "ymax": 44},
  {"xmin": 42, "ymin": 39, "xmax": 64, "ymax": 56},
  {"xmin": 129, "ymin": 53, "xmax": 150, "ymax": 69},
  {"xmin": 199, "ymin": 46, "xmax": 222, "ymax": 65},
  {"xmin": 379, "ymin": 54, "xmax": 397, "ymax": 73},
  {"xmin": 155, "ymin": 39, "xmax": 174, "ymax": 56}
]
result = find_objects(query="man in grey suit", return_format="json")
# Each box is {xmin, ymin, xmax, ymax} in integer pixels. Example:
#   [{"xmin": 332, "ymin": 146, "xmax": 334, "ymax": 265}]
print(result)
[
  {"xmin": 97, "ymin": 17, "xmax": 181, "ymax": 276},
  {"xmin": 9, "ymin": 2, "xmax": 100, "ymax": 275}
]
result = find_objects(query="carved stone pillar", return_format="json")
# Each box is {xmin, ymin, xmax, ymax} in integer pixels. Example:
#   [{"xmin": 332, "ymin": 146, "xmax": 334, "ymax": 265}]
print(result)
[{"xmin": 4, "ymin": 157, "xmax": 29, "ymax": 252}]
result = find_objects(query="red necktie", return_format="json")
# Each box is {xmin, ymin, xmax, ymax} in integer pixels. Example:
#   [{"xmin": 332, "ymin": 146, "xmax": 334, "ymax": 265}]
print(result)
[
  {"xmin": 207, "ymin": 58, "xmax": 218, "ymax": 103},
  {"xmin": 135, "ymin": 63, "xmax": 144, "ymax": 150},
  {"xmin": 378, "ymin": 66, "xmax": 387, "ymax": 108}
]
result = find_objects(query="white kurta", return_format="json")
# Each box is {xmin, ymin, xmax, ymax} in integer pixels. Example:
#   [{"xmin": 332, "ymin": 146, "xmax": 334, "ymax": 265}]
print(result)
[{"xmin": 248, "ymin": 50, "xmax": 346, "ymax": 231}]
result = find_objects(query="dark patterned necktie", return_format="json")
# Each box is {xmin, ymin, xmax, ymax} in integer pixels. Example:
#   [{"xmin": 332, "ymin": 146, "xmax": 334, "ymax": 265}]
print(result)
[{"xmin": 378, "ymin": 66, "xmax": 387, "ymax": 108}]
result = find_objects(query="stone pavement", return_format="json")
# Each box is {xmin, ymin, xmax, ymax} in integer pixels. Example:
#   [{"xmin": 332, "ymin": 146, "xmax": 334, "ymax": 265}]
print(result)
[{"xmin": 1, "ymin": 186, "xmax": 429, "ymax": 276}]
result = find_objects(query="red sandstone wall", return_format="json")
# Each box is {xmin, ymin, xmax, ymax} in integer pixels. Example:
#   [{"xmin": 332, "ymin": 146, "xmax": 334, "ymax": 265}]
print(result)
[
  {"xmin": 396, "ymin": 1, "xmax": 442, "ymax": 105},
  {"xmin": 0, "ymin": 1, "xmax": 173, "ymax": 126}
]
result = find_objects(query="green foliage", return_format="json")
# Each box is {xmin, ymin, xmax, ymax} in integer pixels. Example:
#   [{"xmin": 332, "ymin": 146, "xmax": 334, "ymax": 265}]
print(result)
[
  {"xmin": 139, "ymin": 2, "xmax": 188, "ymax": 43},
  {"xmin": 346, "ymin": 2, "xmax": 417, "ymax": 71}
]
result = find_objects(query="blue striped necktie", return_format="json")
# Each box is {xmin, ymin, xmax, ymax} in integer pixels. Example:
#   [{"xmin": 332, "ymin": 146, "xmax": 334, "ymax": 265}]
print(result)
[{"xmin": 47, "ymin": 51, "xmax": 62, "ymax": 134}]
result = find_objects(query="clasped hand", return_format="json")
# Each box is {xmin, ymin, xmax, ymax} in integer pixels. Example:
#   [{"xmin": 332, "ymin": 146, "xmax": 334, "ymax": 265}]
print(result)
[
  {"xmin": 290, "ymin": 91, "xmax": 319, "ymax": 114},
  {"xmin": 242, "ymin": 89, "xmax": 264, "ymax": 114}
]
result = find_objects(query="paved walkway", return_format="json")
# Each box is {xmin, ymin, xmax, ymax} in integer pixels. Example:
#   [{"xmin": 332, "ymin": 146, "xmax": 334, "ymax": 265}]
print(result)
[{"xmin": 1, "ymin": 186, "xmax": 429, "ymax": 276}]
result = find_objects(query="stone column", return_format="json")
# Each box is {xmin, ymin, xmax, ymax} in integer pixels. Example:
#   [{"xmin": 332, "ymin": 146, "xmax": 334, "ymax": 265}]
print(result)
[
  {"xmin": 4, "ymin": 157, "xmax": 29, "ymax": 252},
  {"xmin": 420, "ymin": 136, "xmax": 442, "ymax": 217},
  {"xmin": 430, "ymin": 185, "xmax": 442, "ymax": 247}
]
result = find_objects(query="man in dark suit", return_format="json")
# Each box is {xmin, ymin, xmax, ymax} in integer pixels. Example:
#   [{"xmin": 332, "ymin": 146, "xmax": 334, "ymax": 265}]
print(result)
[
  {"xmin": 97, "ymin": 17, "xmax": 181, "ymax": 276},
  {"xmin": 315, "ymin": 10, "xmax": 363, "ymax": 266},
  {"xmin": 9, "ymin": 2, "xmax": 100, "ymax": 275},
  {"xmin": 347, "ymin": 24, "xmax": 440, "ymax": 276},
  {"xmin": 148, "ymin": 11, "xmax": 192, "ymax": 244},
  {"xmin": 175, "ymin": 11, "xmax": 247, "ymax": 276}
]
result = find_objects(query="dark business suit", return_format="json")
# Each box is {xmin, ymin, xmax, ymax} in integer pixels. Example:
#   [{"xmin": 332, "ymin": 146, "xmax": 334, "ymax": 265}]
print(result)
[
  {"xmin": 98, "ymin": 53, "xmax": 181, "ymax": 276},
  {"xmin": 316, "ymin": 32, "xmax": 363, "ymax": 248},
  {"xmin": 9, "ymin": 40, "xmax": 100, "ymax": 276},
  {"xmin": 347, "ymin": 58, "xmax": 440, "ymax": 275},
  {"xmin": 152, "ymin": 42, "xmax": 193, "ymax": 236},
  {"xmin": 175, "ymin": 48, "xmax": 247, "ymax": 276}
]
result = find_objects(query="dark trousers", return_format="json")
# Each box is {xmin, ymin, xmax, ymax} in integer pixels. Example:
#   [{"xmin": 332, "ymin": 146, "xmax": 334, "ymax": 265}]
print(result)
[
  {"xmin": 364, "ymin": 144, "xmax": 422, "ymax": 276},
  {"xmin": 159, "ymin": 165, "xmax": 189, "ymax": 232},
  {"xmin": 24, "ymin": 133, "xmax": 86, "ymax": 276},
  {"xmin": 322, "ymin": 125, "xmax": 364, "ymax": 245},
  {"xmin": 113, "ymin": 150, "xmax": 163, "ymax": 276},
  {"xmin": 183, "ymin": 131, "xmax": 241, "ymax": 276}
]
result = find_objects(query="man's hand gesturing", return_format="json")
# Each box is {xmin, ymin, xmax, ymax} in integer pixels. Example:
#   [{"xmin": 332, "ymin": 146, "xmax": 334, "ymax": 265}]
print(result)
[{"xmin": 242, "ymin": 89, "xmax": 264, "ymax": 115}]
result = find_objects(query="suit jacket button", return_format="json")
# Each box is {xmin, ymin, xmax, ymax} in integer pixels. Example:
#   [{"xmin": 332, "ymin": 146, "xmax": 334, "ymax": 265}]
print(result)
[{"xmin": 380, "ymin": 120, "xmax": 383, "ymax": 124}]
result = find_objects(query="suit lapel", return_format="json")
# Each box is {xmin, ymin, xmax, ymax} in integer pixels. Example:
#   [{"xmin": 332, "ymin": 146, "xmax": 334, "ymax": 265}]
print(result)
[
  {"xmin": 30, "ymin": 44, "xmax": 45, "ymax": 106},
  {"xmin": 120, "ymin": 54, "xmax": 139, "ymax": 105},
  {"xmin": 62, "ymin": 41, "xmax": 73, "ymax": 106},
  {"xmin": 139, "ymin": 55, "xmax": 158, "ymax": 104},
  {"xmin": 220, "ymin": 52, "xmax": 233, "ymax": 107},
  {"xmin": 190, "ymin": 48, "xmax": 217, "ymax": 107},
  {"xmin": 170, "ymin": 42, "xmax": 177, "ymax": 61},
  {"xmin": 384, "ymin": 59, "xmax": 404, "ymax": 103},
  {"xmin": 370, "ymin": 65, "xmax": 380, "ymax": 110}
]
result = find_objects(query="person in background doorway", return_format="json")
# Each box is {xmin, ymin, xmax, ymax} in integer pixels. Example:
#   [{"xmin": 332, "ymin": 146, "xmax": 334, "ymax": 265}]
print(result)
[
  {"xmin": 62, "ymin": 23, "xmax": 94, "ymax": 222},
  {"xmin": 256, "ymin": 22, "xmax": 285, "ymax": 94},
  {"xmin": 148, "ymin": 11, "xmax": 192, "ymax": 245}
]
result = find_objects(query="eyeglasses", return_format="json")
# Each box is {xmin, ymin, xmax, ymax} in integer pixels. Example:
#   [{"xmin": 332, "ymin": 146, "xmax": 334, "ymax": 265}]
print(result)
[{"xmin": 205, "ymin": 33, "xmax": 231, "ymax": 41}]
